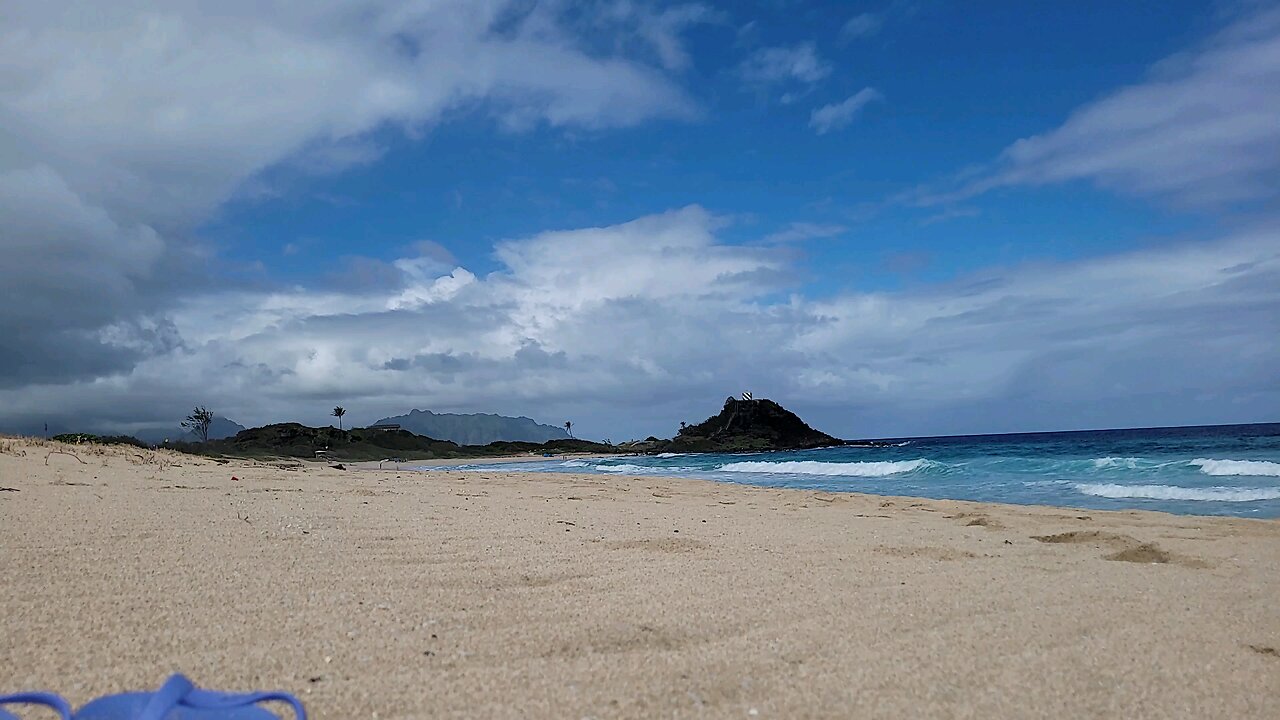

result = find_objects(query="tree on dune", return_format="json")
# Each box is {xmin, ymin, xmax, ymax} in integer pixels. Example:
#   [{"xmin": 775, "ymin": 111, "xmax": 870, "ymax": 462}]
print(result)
[
  {"xmin": 333, "ymin": 406, "xmax": 346, "ymax": 431},
  {"xmin": 182, "ymin": 406, "xmax": 214, "ymax": 443},
  {"xmin": 564, "ymin": 420, "xmax": 573, "ymax": 437}
]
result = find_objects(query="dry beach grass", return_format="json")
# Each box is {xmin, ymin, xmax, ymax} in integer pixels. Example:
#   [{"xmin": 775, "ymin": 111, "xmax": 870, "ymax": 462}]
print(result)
[{"xmin": 2, "ymin": 437, "xmax": 1278, "ymax": 718}]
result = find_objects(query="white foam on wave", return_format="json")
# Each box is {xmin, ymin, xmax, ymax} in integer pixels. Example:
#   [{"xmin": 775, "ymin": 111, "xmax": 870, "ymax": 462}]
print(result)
[
  {"xmin": 1093, "ymin": 457, "xmax": 1141, "ymax": 469},
  {"xmin": 1075, "ymin": 483, "xmax": 1280, "ymax": 502},
  {"xmin": 717, "ymin": 459, "xmax": 933, "ymax": 477},
  {"xmin": 1190, "ymin": 459, "xmax": 1280, "ymax": 477},
  {"xmin": 655, "ymin": 452, "xmax": 683, "ymax": 458},
  {"xmin": 560, "ymin": 459, "xmax": 590, "ymax": 468}
]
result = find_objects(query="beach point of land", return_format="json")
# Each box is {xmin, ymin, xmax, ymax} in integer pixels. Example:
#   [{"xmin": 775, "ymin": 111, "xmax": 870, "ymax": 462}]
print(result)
[{"xmin": 2, "ymin": 437, "xmax": 1278, "ymax": 718}]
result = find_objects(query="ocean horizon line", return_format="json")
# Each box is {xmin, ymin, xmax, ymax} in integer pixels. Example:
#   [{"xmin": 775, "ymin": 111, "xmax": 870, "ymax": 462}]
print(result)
[{"xmin": 856, "ymin": 420, "xmax": 1279, "ymax": 444}]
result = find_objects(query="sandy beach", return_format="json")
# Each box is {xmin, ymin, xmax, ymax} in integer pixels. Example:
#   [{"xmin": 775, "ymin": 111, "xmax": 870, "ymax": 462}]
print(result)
[
  {"xmin": 2, "ymin": 437, "xmax": 1278, "ymax": 719},
  {"xmin": 348, "ymin": 452, "xmax": 625, "ymax": 470}
]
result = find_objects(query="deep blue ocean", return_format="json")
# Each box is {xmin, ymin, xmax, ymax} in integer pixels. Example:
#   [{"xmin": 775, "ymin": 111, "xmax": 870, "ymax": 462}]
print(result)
[{"xmin": 430, "ymin": 423, "xmax": 1280, "ymax": 518}]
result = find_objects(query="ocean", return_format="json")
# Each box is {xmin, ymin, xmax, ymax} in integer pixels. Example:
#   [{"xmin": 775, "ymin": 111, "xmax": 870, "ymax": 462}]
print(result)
[{"xmin": 429, "ymin": 423, "xmax": 1280, "ymax": 518}]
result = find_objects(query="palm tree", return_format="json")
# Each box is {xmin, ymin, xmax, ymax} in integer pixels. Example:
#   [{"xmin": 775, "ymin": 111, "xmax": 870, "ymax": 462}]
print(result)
[
  {"xmin": 564, "ymin": 420, "xmax": 573, "ymax": 437},
  {"xmin": 333, "ymin": 406, "xmax": 346, "ymax": 431}
]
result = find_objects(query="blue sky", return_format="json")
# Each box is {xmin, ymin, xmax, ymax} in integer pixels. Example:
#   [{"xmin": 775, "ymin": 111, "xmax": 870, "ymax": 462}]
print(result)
[
  {"xmin": 212, "ymin": 1, "xmax": 1211, "ymax": 289},
  {"xmin": 1, "ymin": 1, "xmax": 1277, "ymax": 440}
]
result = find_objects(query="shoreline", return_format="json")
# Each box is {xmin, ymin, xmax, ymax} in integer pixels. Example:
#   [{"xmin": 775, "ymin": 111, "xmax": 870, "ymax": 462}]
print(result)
[
  {"xmin": 434, "ymin": 468, "xmax": 1280, "ymax": 528},
  {"xmin": 3, "ymin": 438, "xmax": 1278, "ymax": 718},
  {"xmin": 445, "ymin": 469, "xmax": 1279, "ymax": 522},
  {"xmin": 380, "ymin": 460, "xmax": 1280, "ymax": 522}
]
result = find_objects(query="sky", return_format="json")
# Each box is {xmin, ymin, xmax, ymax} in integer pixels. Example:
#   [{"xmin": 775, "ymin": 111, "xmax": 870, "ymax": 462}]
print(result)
[{"xmin": 1, "ymin": 0, "xmax": 1278, "ymax": 442}]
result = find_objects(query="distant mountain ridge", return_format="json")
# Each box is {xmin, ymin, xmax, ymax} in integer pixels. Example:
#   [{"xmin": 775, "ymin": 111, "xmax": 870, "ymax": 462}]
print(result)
[{"xmin": 373, "ymin": 409, "xmax": 570, "ymax": 446}]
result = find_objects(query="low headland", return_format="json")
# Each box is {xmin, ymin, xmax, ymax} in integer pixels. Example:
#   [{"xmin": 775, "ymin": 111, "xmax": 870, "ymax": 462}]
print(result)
[
  {"xmin": 53, "ymin": 396, "xmax": 877, "ymax": 463},
  {"xmin": 173, "ymin": 423, "xmax": 616, "ymax": 462}
]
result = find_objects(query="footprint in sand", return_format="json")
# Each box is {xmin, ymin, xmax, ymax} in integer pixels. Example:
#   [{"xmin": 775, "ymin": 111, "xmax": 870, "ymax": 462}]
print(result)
[
  {"xmin": 875, "ymin": 545, "xmax": 977, "ymax": 561},
  {"xmin": 1031, "ymin": 530, "xmax": 1206, "ymax": 567},
  {"xmin": 950, "ymin": 513, "xmax": 1006, "ymax": 530},
  {"xmin": 606, "ymin": 537, "xmax": 709, "ymax": 553},
  {"xmin": 1032, "ymin": 530, "xmax": 1130, "ymax": 545},
  {"xmin": 1104, "ymin": 543, "xmax": 1176, "ymax": 564}
]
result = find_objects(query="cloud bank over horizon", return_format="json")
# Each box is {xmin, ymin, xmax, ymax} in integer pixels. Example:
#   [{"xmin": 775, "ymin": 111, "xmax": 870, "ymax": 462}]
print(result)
[
  {"xmin": 1, "ymin": 1, "xmax": 1278, "ymax": 441},
  {"xmin": 3, "ymin": 205, "xmax": 1276, "ymax": 441}
]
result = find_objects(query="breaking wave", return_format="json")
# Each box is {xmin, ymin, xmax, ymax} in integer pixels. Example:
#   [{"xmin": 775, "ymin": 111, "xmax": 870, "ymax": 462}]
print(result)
[
  {"xmin": 596, "ymin": 463, "xmax": 655, "ymax": 473},
  {"xmin": 1074, "ymin": 483, "xmax": 1280, "ymax": 502},
  {"xmin": 1092, "ymin": 457, "xmax": 1141, "ymax": 469},
  {"xmin": 594, "ymin": 463, "xmax": 699, "ymax": 474},
  {"xmin": 718, "ymin": 459, "xmax": 933, "ymax": 477},
  {"xmin": 1190, "ymin": 459, "xmax": 1280, "ymax": 477}
]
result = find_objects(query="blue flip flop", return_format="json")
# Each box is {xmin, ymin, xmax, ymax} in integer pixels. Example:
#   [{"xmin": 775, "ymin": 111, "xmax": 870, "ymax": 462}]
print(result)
[
  {"xmin": 0, "ymin": 692, "xmax": 72, "ymax": 720},
  {"xmin": 74, "ymin": 675, "xmax": 305, "ymax": 720}
]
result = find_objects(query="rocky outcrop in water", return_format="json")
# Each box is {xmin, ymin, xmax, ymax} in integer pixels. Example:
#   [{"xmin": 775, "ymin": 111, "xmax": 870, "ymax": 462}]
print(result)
[{"xmin": 661, "ymin": 397, "xmax": 844, "ymax": 453}]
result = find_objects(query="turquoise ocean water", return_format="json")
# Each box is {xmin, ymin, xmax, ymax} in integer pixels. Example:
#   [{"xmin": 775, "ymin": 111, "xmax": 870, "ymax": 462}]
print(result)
[{"xmin": 428, "ymin": 423, "xmax": 1280, "ymax": 518}]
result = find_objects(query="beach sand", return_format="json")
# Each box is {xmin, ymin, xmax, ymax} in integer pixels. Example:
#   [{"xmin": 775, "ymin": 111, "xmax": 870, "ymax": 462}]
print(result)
[
  {"xmin": 2, "ymin": 438, "xmax": 1278, "ymax": 718},
  {"xmin": 347, "ymin": 452, "xmax": 624, "ymax": 470}
]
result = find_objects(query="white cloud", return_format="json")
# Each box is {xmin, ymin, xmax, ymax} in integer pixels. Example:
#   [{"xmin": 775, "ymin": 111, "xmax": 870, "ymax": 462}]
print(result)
[
  {"xmin": 599, "ymin": 1, "xmax": 724, "ymax": 71},
  {"xmin": 762, "ymin": 222, "xmax": 848, "ymax": 244},
  {"xmin": 842, "ymin": 13, "xmax": 883, "ymax": 38},
  {"xmin": 809, "ymin": 88, "xmax": 882, "ymax": 134},
  {"xmin": 739, "ymin": 43, "xmax": 832, "ymax": 93},
  {"xmin": 0, "ymin": 0, "xmax": 701, "ymax": 386},
  {"xmin": 923, "ymin": 6, "xmax": 1280, "ymax": 208},
  {"xmin": 841, "ymin": 1, "xmax": 918, "ymax": 40}
]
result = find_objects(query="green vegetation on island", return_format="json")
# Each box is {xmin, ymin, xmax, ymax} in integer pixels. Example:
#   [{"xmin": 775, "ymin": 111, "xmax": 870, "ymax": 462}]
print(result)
[{"xmin": 168, "ymin": 423, "xmax": 614, "ymax": 461}]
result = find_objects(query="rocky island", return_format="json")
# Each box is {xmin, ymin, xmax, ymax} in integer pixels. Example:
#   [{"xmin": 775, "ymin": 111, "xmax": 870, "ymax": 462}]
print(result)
[{"xmin": 627, "ymin": 396, "xmax": 883, "ymax": 454}]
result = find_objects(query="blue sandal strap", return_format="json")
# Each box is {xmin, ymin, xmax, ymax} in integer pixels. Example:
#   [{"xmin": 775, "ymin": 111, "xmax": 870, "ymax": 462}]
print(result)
[
  {"xmin": 137, "ymin": 676, "xmax": 196, "ymax": 720},
  {"xmin": 74, "ymin": 675, "xmax": 305, "ymax": 720},
  {"xmin": 0, "ymin": 692, "xmax": 73, "ymax": 720},
  {"xmin": 138, "ymin": 675, "xmax": 305, "ymax": 720},
  {"xmin": 180, "ymin": 690, "xmax": 305, "ymax": 719}
]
